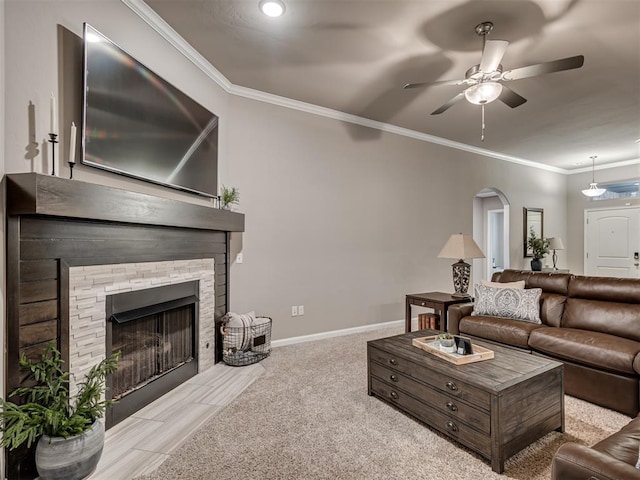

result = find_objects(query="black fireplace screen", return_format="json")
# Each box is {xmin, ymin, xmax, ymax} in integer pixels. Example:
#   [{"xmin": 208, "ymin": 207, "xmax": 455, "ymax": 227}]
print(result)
[{"xmin": 111, "ymin": 304, "xmax": 194, "ymax": 399}]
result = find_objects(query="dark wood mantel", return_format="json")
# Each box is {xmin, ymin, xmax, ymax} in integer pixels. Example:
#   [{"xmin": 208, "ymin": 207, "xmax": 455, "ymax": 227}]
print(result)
[{"xmin": 7, "ymin": 173, "xmax": 244, "ymax": 232}]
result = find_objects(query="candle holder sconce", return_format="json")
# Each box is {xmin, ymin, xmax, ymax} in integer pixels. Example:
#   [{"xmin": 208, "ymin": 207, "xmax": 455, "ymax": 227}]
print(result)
[{"xmin": 48, "ymin": 133, "xmax": 58, "ymax": 176}]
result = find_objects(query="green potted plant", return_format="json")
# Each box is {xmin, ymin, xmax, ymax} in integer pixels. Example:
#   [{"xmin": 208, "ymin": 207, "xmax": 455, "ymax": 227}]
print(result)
[
  {"xmin": 220, "ymin": 185, "xmax": 240, "ymax": 210},
  {"xmin": 0, "ymin": 342, "xmax": 119, "ymax": 480},
  {"xmin": 437, "ymin": 333, "xmax": 455, "ymax": 350},
  {"xmin": 527, "ymin": 227, "xmax": 550, "ymax": 271}
]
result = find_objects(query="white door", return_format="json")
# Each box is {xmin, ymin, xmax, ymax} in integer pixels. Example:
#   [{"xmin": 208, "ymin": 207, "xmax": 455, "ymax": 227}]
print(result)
[{"xmin": 585, "ymin": 207, "xmax": 640, "ymax": 277}]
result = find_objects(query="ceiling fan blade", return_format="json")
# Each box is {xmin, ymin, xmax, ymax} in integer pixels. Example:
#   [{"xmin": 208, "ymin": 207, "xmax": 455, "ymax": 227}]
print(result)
[
  {"xmin": 498, "ymin": 85, "xmax": 527, "ymax": 108},
  {"xmin": 431, "ymin": 92, "xmax": 465, "ymax": 115},
  {"xmin": 480, "ymin": 40, "xmax": 509, "ymax": 73},
  {"xmin": 404, "ymin": 78, "xmax": 465, "ymax": 89},
  {"xmin": 502, "ymin": 55, "xmax": 584, "ymax": 81}
]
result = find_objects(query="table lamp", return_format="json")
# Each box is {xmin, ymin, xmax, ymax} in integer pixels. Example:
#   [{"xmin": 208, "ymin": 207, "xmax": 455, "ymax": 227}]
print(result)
[
  {"xmin": 548, "ymin": 237, "xmax": 565, "ymax": 270},
  {"xmin": 438, "ymin": 233, "xmax": 486, "ymax": 298}
]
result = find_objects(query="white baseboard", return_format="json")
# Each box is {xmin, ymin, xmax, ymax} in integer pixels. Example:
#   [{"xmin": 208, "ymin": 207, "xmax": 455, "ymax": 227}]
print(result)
[{"xmin": 271, "ymin": 319, "xmax": 405, "ymax": 348}]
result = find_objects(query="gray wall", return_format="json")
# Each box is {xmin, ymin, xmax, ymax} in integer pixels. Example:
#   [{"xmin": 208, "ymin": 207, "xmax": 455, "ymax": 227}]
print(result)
[{"xmin": 4, "ymin": 1, "xmax": 569, "ymax": 345}]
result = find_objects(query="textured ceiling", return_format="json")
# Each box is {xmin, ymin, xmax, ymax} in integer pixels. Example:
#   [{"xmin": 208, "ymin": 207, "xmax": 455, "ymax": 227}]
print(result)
[{"xmin": 145, "ymin": 0, "xmax": 640, "ymax": 171}]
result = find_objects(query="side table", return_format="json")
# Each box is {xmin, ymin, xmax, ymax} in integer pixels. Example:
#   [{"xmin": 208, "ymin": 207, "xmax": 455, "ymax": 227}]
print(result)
[{"xmin": 405, "ymin": 292, "xmax": 471, "ymax": 333}]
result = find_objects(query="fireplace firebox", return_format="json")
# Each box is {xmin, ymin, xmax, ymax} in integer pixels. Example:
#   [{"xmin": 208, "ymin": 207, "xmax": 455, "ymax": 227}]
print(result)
[{"xmin": 106, "ymin": 281, "xmax": 199, "ymax": 427}]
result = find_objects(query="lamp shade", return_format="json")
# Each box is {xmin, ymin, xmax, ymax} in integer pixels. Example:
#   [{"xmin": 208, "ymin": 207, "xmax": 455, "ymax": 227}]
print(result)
[
  {"xmin": 438, "ymin": 234, "xmax": 486, "ymax": 260},
  {"xmin": 548, "ymin": 237, "xmax": 565, "ymax": 250}
]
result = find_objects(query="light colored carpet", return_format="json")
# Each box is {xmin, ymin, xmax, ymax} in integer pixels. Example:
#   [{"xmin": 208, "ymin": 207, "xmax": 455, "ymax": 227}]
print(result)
[{"xmin": 137, "ymin": 327, "xmax": 631, "ymax": 479}]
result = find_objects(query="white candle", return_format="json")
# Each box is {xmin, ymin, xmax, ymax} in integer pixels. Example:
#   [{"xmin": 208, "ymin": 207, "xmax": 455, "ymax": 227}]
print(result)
[
  {"xmin": 50, "ymin": 93, "xmax": 58, "ymax": 134},
  {"xmin": 69, "ymin": 122, "xmax": 77, "ymax": 164}
]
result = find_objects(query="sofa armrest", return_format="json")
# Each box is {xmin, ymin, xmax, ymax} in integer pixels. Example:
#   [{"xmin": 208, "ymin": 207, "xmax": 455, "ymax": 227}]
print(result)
[
  {"xmin": 552, "ymin": 442, "xmax": 640, "ymax": 480},
  {"xmin": 447, "ymin": 303, "xmax": 474, "ymax": 334}
]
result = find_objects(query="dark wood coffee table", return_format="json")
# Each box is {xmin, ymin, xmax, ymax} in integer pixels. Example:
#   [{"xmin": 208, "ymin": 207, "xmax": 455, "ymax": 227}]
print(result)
[{"xmin": 367, "ymin": 330, "xmax": 564, "ymax": 473}]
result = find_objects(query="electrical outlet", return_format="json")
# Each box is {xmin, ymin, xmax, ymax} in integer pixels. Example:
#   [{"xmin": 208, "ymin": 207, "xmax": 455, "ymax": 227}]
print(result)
[
  {"xmin": 236, "ymin": 253, "xmax": 243, "ymax": 264},
  {"xmin": 291, "ymin": 306, "xmax": 298, "ymax": 317},
  {"xmin": 298, "ymin": 305, "xmax": 304, "ymax": 315}
]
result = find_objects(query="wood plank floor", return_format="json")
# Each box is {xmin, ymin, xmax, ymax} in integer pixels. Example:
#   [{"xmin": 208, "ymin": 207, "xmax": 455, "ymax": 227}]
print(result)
[{"xmin": 89, "ymin": 362, "xmax": 266, "ymax": 479}]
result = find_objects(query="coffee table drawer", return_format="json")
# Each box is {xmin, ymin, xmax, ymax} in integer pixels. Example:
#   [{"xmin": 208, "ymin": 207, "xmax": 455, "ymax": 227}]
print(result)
[
  {"xmin": 370, "ymin": 376, "xmax": 491, "ymax": 457},
  {"xmin": 368, "ymin": 346, "xmax": 490, "ymax": 410},
  {"xmin": 370, "ymin": 362, "xmax": 490, "ymax": 434}
]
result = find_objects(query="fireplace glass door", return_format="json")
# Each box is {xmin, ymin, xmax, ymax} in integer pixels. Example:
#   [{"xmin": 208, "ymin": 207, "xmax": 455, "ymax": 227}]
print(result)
[{"xmin": 111, "ymin": 304, "xmax": 194, "ymax": 400}]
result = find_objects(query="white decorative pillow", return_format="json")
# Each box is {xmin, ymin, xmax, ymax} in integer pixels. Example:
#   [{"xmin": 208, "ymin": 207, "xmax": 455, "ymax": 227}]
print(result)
[
  {"xmin": 225, "ymin": 311, "xmax": 256, "ymax": 351},
  {"xmin": 472, "ymin": 284, "xmax": 542, "ymax": 323},
  {"xmin": 636, "ymin": 445, "xmax": 640, "ymax": 469},
  {"xmin": 480, "ymin": 279, "xmax": 525, "ymax": 289}
]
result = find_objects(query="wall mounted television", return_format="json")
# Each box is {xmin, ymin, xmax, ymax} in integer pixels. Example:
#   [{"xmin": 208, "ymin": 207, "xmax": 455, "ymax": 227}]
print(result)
[{"xmin": 82, "ymin": 23, "xmax": 218, "ymax": 198}]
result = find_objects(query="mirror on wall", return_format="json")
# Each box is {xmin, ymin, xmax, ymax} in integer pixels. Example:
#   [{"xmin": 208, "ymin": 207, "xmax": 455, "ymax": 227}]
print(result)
[{"xmin": 523, "ymin": 207, "xmax": 544, "ymax": 257}]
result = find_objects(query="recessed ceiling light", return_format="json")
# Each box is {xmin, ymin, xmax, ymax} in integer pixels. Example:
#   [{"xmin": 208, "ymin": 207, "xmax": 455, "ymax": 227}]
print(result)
[{"xmin": 259, "ymin": 0, "xmax": 285, "ymax": 17}]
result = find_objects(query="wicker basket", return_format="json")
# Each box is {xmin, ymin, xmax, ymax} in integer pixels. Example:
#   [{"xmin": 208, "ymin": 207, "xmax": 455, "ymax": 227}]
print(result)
[{"xmin": 221, "ymin": 315, "xmax": 272, "ymax": 366}]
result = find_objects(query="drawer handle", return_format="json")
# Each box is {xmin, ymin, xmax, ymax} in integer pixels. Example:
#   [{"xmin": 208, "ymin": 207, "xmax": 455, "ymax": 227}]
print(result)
[
  {"xmin": 446, "ymin": 402, "xmax": 458, "ymax": 412},
  {"xmin": 446, "ymin": 421, "xmax": 458, "ymax": 432},
  {"xmin": 389, "ymin": 374, "xmax": 398, "ymax": 382},
  {"xmin": 389, "ymin": 358, "xmax": 398, "ymax": 366},
  {"xmin": 445, "ymin": 381, "xmax": 458, "ymax": 391},
  {"xmin": 390, "ymin": 391, "xmax": 399, "ymax": 400}
]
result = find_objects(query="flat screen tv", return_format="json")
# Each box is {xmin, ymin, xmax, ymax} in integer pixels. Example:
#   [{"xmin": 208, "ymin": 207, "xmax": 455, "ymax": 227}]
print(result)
[{"xmin": 82, "ymin": 23, "xmax": 218, "ymax": 198}]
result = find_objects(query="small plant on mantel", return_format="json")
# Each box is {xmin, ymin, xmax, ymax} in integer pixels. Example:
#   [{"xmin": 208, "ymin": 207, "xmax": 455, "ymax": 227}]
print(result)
[
  {"xmin": 0, "ymin": 341, "xmax": 119, "ymax": 450},
  {"xmin": 220, "ymin": 185, "xmax": 240, "ymax": 210}
]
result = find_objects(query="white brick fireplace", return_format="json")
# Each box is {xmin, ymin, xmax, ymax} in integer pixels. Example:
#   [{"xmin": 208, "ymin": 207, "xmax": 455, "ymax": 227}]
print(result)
[{"xmin": 67, "ymin": 259, "xmax": 215, "ymax": 397}]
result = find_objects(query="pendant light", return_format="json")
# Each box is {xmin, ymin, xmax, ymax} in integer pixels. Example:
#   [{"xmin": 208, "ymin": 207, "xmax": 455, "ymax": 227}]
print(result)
[{"xmin": 582, "ymin": 155, "xmax": 606, "ymax": 197}]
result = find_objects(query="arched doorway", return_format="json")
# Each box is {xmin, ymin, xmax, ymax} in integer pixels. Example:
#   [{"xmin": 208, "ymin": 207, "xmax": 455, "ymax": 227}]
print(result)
[{"xmin": 473, "ymin": 188, "xmax": 510, "ymax": 285}]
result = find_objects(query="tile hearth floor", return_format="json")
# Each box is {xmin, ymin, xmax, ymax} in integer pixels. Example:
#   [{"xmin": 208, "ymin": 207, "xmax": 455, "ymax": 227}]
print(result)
[{"xmin": 89, "ymin": 361, "xmax": 266, "ymax": 479}]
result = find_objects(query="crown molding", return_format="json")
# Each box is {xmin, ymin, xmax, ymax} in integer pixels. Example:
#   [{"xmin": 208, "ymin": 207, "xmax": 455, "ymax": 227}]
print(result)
[
  {"xmin": 229, "ymin": 84, "xmax": 566, "ymax": 173},
  {"xmin": 569, "ymin": 158, "xmax": 640, "ymax": 175},
  {"xmin": 123, "ymin": 0, "xmax": 635, "ymax": 177}
]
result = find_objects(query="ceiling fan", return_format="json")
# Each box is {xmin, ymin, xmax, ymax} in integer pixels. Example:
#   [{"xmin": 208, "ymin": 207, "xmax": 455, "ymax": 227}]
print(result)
[{"xmin": 404, "ymin": 21, "xmax": 584, "ymax": 139}]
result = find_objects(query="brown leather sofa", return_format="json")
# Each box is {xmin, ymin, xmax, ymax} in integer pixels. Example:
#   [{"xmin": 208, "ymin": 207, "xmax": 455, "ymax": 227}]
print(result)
[
  {"xmin": 448, "ymin": 269, "xmax": 640, "ymax": 417},
  {"xmin": 551, "ymin": 414, "xmax": 640, "ymax": 479}
]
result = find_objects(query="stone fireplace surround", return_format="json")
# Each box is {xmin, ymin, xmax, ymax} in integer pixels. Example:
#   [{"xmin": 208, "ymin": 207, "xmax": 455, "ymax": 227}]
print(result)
[{"xmin": 67, "ymin": 259, "xmax": 215, "ymax": 398}]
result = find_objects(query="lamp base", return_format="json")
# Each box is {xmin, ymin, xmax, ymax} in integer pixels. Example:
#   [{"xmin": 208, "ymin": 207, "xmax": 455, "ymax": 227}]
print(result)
[
  {"xmin": 451, "ymin": 259, "xmax": 471, "ymax": 297},
  {"xmin": 451, "ymin": 292, "xmax": 472, "ymax": 299}
]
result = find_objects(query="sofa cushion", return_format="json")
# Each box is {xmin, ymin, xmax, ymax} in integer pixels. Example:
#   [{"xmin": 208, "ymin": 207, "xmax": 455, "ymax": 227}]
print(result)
[
  {"xmin": 592, "ymin": 415, "xmax": 640, "ymax": 467},
  {"xmin": 563, "ymin": 297, "xmax": 640, "ymax": 342},
  {"xmin": 539, "ymin": 292, "xmax": 567, "ymax": 327},
  {"xmin": 569, "ymin": 275, "xmax": 640, "ymax": 304},
  {"xmin": 635, "ymin": 354, "xmax": 640, "ymax": 376},
  {"xmin": 491, "ymin": 270, "xmax": 568, "ymax": 326},
  {"xmin": 480, "ymin": 279, "xmax": 525, "ymax": 289},
  {"xmin": 472, "ymin": 284, "xmax": 542, "ymax": 323},
  {"xmin": 497, "ymin": 269, "xmax": 570, "ymax": 295},
  {"xmin": 529, "ymin": 327, "xmax": 640, "ymax": 375},
  {"xmin": 459, "ymin": 315, "xmax": 541, "ymax": 348}
]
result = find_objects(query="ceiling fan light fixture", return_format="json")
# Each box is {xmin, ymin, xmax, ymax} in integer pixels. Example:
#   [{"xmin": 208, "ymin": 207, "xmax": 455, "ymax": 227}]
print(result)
[
  {"xmin": 464, "ymin": 82, "xmax": 503, "ymax": 105},
  {"xmin": 259, "ymin": 0, "xmax": 285, "ymax": 17}
]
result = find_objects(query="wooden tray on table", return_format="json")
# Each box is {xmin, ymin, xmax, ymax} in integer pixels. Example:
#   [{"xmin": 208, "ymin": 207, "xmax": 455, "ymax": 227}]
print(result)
[{"xmin": 412, "ymin": 335, "xmax": 494, "ymax": 365}]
